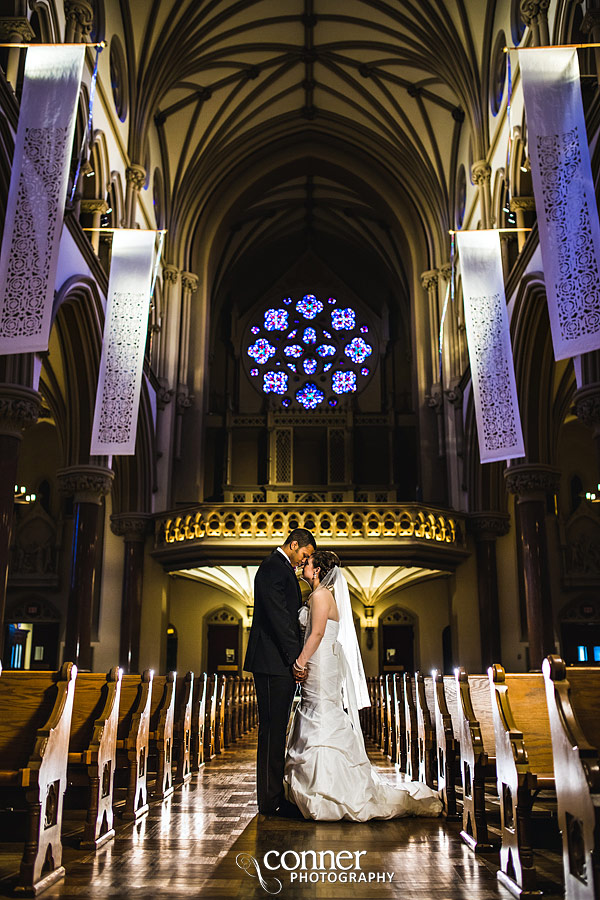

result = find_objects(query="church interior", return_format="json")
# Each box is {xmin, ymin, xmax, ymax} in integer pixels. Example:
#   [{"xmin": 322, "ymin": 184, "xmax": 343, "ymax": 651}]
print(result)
[{"xmin": 1, "ymin": 0, "xmax": 600, "ymax": 898}]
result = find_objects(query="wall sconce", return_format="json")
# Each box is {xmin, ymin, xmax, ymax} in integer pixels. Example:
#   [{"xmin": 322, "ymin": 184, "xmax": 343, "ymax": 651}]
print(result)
[
  {"xmin": 14, "ymin": 484, "xmax": 36, "ymax": 505},
  {"xmin": 364, "ymin": 606, "xmax": 375, "ymax": 650}
]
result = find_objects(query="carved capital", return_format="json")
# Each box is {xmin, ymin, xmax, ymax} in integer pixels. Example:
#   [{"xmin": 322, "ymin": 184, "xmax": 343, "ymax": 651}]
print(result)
[
  {"xmin": 581, "ymin": 10, "xmax": 600, "ymax": 34},
  {"xmin": 0, "ymin": 17, "xmax": 36, "ymax": 41},
  {"xmin": 0, "ymin": 385, "xmax": 42, "ymax": 439},
  {"xmin": 80, "ymin": 198, "xmax": 109, "ymax": 215},
  {"xmin": 63, "ymin": 0, "xmax": 94, "ymax": 33},
  {"xmin": 57, "ymin": 465, "xmax": 114, "ymax": 505},
  {"xmin": 574, "ymin": 383, "xmax": 600, "ymax": 436},
  {"xmin": 176, "ymin": 391, "xmax": 194, "ymax": 412},
  {"xmin": 439, "ymin": 263, "xmax": 453, "ymax": 282},
  {"xmin": 504, "ymin": 463, "xmax": 561, "ymax": 499},
  {"xmin": 471, "ymin": 159, "xmax": 492, "ymax": 186},
  {"xmin": 519, "ymin": 0, "xmax": 550, "ymax": 24},
  {"xmin": 468, "ymin": 512, "xmax": 510, "ymax": 541},
  {"xmin": 181, "ymin": 271, "xmax": 199, "ymax": 293},
  {"xmin": 445, "ymin": 384, "xmax": 463, "ymax": 408},
  {"xmin": 110, "ymin": 512, "xmax": 153, "ymax": 542},
  {"xmin": 163, "ymin": 265, "xmax": 179, "ymax": 285},
  {"xmin": 426, "ymin": 386, "xmax": 443, "ymax": 414},
  {"xmin": 420, "ymin": 269, "xmax": 439, "ymax": 292},
  {"xmin": 509, "ymin": 196, "xmax": 536, "ymax": 212},
  {"xmin": 125, "ymin": 164, "xmax": 146, "ymax": 192}
]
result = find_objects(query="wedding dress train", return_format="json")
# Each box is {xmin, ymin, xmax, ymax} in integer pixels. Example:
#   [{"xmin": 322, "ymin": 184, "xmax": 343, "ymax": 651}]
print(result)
[{"xmin": 284, "ymin": 606, "xmax": 443, "ymax": 821}]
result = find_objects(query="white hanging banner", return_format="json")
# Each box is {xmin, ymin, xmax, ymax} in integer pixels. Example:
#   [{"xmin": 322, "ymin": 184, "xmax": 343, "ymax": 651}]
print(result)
[
  {"xmin": 520, "ymin": 47, "xmax": 600, "ymax": 360},
  {"xmin": 91, "ymin": 230, "xmax": 156, "ymax": 456},
  {"xmin": 456, "ymin": 230, "xmax": 525, "ymax": 463},
  {"xmin": 0, "ymin": 45, "xmax": 85, "ymax": 354}
]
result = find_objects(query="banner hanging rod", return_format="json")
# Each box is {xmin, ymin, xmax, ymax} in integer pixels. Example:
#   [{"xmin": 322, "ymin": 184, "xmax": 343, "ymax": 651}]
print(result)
[
  {"xmin": 449, "ymin": 227, "xmax": 532, "ymax": 235},
  {"xmin": 0, "ymin": 41, "xmax": 106, "ymax": 48},
  {"xmin": 83, "ymin": 227, "xmax": 168, "ymax": 234},
  {"xmin": 504, "ymin": 42, "xmax": 600, "ymax": 52}
]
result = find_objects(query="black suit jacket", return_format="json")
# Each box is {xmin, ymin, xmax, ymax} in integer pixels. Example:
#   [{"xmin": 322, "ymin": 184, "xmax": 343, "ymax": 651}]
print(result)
[{"xmin": 244, "ymin": 550, "xmax": 302, "ymax": 675}]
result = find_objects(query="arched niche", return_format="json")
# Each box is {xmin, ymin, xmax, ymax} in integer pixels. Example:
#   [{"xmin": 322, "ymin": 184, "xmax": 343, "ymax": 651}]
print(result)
[
  {"xmin": 203, "ymin": 606, "xmax": 243, "ymax": 675},
  {"xmin": 378, "ymin": 606, "xmax": 417, "ymax": 676}
]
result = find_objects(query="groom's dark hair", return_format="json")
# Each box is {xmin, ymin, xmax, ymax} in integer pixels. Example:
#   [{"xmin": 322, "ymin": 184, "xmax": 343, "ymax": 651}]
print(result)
[{"xmin": 283, "ymin": 528, "xmax": 316, "ymax": 550}]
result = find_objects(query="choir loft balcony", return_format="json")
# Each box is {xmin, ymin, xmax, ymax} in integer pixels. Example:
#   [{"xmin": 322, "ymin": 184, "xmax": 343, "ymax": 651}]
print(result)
[{"xmin": 152, "ymin": 503, "xmax": 469, "ymax": 569}]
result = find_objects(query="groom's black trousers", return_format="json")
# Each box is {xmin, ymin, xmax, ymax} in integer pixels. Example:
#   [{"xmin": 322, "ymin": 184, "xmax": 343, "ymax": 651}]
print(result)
[{"xmin": 253, "ymin": 672, "xmax": 296, "ymax": 813}]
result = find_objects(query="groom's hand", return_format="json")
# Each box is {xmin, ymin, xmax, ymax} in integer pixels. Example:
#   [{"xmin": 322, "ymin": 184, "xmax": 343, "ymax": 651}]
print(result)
[{"xmin": 293, "ymin": 660, "xmax": 308, "ymax": 682}]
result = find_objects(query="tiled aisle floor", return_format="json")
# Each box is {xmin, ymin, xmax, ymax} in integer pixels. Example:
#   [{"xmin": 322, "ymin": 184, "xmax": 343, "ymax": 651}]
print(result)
[{"xmin": 0, "ymin": 734, "xmax": 563, "ymax": 899}]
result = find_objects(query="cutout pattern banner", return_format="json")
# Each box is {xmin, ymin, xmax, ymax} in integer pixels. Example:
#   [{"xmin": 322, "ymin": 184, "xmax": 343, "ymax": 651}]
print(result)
[
  {"xmin": 456, "ymin": 231, "xmax": 525, "ymax": 463},
  {"xmin": 0, "ymin": 46, "xmax": 85, "ymax": 354},
  {"xmin": 519, "ymin": 48, "xmax": 600, "ymax": 359},
  {"xmin": 91, "ymin": 230, "xmax": 156, "ymax": 455}
]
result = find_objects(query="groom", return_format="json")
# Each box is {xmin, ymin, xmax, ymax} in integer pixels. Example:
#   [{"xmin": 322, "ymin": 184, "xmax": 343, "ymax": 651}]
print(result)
[{"xmin": 244, "ymin": 528, "xmax": 316, "ymax": 816}]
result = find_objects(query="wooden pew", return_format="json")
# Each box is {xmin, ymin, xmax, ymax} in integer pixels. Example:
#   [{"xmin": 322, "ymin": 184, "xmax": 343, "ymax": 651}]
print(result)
[
  {"xmin": 148, "ymin": 672, "xmax": 176, "ymax": 800},
  {"xmin": 384, "ymin": 674, "xmax": 394, "ymax": 759},
  {"xmin": 66, "ymin": 667, "xmax": 122, "ymax": 849},
  {"xmin": 392, "ymin": 673, "xmax": 407, "ymax": 772},
  {"xmin": 191, "ymin": 672, "xmax": 207, "ymax": 771},
  {"xmin": 543, "ymin": 655, "xmax": 600, "ymax": 900},
  {"xmin": 415, "ymin": 673, "xmax": 437, "ymax": 787},
  {"xmin": 204, "ymin": 675, "xmax": 217, "ymax": 760},
  {"xmin": 224, "ymin": 676, "xmax": 235, "ymax": 746},
  {"xmin": 490, "ymin": 664, "xmax": 558, "ymax": 898},
  {"xmin": 232, "ymin": 676, "xmax": 241, "ymax": 741},
  {"xmin": 455, "ymin": 667, "xmax": 497, "ymax": 853},
  {"xmin": 115, "ymin": 670, "xmax": 153, "ymax": 820},
  {"xmin": 378, "ymin": 676, "xmax": 387, "ymax": 754},
  {"xmin": 214, "ymin": 675, "xmax": 226, "ymax": 755},
  {"xmin": 403, "ymin": 672, "xmax": 419, "ymax": 780},
  {"xmin": 0, "ymin": 662, "xmax": 77, "ymax": 895},
  {"xmin": 173, "ymin": 671, "xmax": 193, "ymax": 786},
  {"xmin": 432, "ymin": 671, "xmax": 461, "ymax": 821}
]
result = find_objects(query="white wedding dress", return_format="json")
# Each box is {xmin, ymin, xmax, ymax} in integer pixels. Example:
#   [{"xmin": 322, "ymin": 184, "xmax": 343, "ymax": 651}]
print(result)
[{"xmin": 284, "ymin": 602, "xmax": 443, "ymax": 821}]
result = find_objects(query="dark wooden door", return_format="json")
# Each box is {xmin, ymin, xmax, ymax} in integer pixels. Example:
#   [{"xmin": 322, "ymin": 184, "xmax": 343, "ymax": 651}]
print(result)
[
  {"xmin": 381, "ymin": 624, "xmax": 414, "ymax": 673},
  {"xmin": 206, "ymin": 624, "xmax": 240, "ymax": 673}
]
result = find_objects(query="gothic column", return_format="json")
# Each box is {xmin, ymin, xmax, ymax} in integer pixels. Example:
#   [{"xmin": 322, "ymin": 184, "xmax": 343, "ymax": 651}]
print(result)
[
  {"xmin": 471, "ymin": 160, "xmax": 492, "ymax": 229},
  {"xmin": 520, "ymin": 0, "xmax": 550, "ymax": 46},
  {"xmin": 0, "ymin": 385, "xmax": 41, "ymax": 637},
  {"xmin": 0, "ymin": 17, "xmax": 35, "ymax": 89},
  {"xmin": 80, "ymin": 199, "xmax": 109, "ymax": 253},
  {"xmin": 509, "ymin": 197, "xmax": 536, "ymax": 252},
  {"xmin": 420, "ymin": 269, "xmax": 440, "ymax": 381},
  {"xmin": 504, "ymin": 464, "xmax": 560, "ymax": 669},
  {"xmin": 573, "ymin": 383, "xmax": 600, "ymax": 481},
  {"xmin": 57, "ymin": 465, "xmax": 114, "ymax": 670},
  {"xmin": 469, "ymin": 512, "xmax": 510, "ymax": 670},
  {"xmin": 125, "ymin": 164, "xmax": 146, "ymax": 228},
  {"xmin": 64, "ymin": 0, "xmax": 94, "ymax": 43},
  {"xmin": 110, "ymin": 513, "xmax": 152, "ymax": 673},
  {"xmin": 174, "ymin": 272, "xmax": 198, "ymax": 459},
  {"xmin": 582, "ymin": 11, "xmax": 600, "ymax": 88}
]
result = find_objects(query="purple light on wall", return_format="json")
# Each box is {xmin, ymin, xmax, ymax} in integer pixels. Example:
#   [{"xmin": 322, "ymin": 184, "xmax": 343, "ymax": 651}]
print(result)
[{"xmin": 248, "ymin": 338, "xmax": 276, "ymax": 364}]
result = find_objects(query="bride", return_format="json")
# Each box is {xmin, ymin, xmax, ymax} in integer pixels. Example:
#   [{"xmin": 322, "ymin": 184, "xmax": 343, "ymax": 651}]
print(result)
[{"xmin": 284, "ymin": 550, "xmax": 442, "ymax": 821}]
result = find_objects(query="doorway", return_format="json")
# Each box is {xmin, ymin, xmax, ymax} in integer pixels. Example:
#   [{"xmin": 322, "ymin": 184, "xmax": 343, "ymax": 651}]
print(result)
[
  {"xmin": 379, "ymin": 607, "xmax": 416, "ymax": 674},
  {"xmin": 205, "ymin": 608, "xmax": 242, "ymax": 674}
]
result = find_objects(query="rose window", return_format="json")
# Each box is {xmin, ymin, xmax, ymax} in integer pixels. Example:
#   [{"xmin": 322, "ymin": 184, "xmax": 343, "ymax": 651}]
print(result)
[{"xmin": 244, "ymin": 293, "xmax": 375, "ymax": 409}]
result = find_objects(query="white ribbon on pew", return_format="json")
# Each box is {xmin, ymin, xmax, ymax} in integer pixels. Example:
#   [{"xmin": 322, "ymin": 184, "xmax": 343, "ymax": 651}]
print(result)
[
  {"xmin": 0, "ymin": 45, "xmax": 85, "ymax": 354},
  {"xmin": 91, "ymin": 229, "xmax": 156, "ymax": 455},
  {"xmin": 519, "ymin": 47, "xmax": 600, "ymax": 360},
  {"xmin": 456, "ymin": 230, "xmax": 525, "ymax": 463}
]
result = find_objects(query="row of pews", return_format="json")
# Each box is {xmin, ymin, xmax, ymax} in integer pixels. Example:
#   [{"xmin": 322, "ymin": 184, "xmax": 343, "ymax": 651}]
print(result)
[
  {"xmin": 362, "ymin": 658, "xmax": 600, "ymax": 900},
  {"xmin": 0, "ymin": 663, "xmax": 257, "ymax": 895}
]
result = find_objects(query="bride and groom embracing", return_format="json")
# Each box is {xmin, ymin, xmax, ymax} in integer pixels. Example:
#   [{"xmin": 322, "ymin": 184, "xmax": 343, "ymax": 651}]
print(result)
[{"xmin": 243, "ymin": 528, "xmax": 442, "ymax": 821}]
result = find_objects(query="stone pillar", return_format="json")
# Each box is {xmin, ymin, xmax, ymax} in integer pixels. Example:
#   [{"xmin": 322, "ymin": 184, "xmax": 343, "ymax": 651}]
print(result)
[
  {"xmin": 125, "ymin": 164, "xmax": 146, "ymax": 228},
  {"xmin": 0, "ymin": 385, "xmax": 41, "ymax": 638},
  {"xmin": 158, "ymin": 265, "xmax": 179, "ymax": 382},
  {"xmin": 469, "ymin": 512, "xmax": 510, "ymax": 670},
  {"xmin": 504, "ymin": 464, "xmax": 560, "ymax": 670},
  {"xmin": 520, "ymin": 0, "xmax": 550, "ymax": 46},
  {"xmin": 64, "ymin": 0, "xmax": 94, "ymax": 43},
  {"xmin": 420, "ymin": 269, "xmax": 440, "ymax": 380},
  {"xmin": 573, "ymin": 383, "xmax": 600, "ymax": 481},
  {"xmin": 471, "ymin": 160, "xmax": 492, "ymax": 229},
  {"xmin": 57, "ymin": 465, "xmax": 114, "ymax": 670},
  {"xmin": 178, "ymin": 272, "xmax": 198, "ymax": 387},
  {"xmin": 582, "ymin": 11, "xmax": 600, "ymax": 88},
  {"xmin": 426, "ymin": 385, "xmax": 445, "ymax": 458},
  {"xmin": 110, "ymin": 513, "xmax": 152, "ymax": 673},
  {"xmin": 509, "ymin": 197, "xmax": 536, "ymax": 252},
  {"xmin": 80, "ymin": 199, "xmax": 109, "ymax": 253},
  {"xmin": 0, "ymin": 17, "xmax": 35, "ymax": 89}
]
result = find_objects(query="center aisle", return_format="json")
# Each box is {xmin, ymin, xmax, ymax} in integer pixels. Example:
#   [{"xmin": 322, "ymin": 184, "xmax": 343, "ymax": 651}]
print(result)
[{"xmin": 44, "ymin": 734, "xmax": 512, "ymax": 899}]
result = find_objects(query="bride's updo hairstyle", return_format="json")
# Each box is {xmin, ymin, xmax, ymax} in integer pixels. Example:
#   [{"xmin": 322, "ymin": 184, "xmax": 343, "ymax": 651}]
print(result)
[{"xmin": 312, "ymin": 550, "xmax": 341, "ymax": 584}]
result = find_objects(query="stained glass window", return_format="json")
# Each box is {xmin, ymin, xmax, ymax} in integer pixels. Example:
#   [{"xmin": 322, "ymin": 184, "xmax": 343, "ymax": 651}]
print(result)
[
  {"xmin": 248, "ymin": 338, "xmax": 276, "ymax": 364},
  {"xmin": 296, "ymin": 383, "xmax": 325, "ymax": 409},
  {"xmin": 263, "ymin": 371, "xmax": 288, "ymax": 394},
  {"xmin": 245, "ymin": 293, "xmax": 374, "ymax": 408},
  {"xmin": 296, "ymin": 294, "xmax": 324, "ymax": 319},
  {"xmin": 264, "ymin": 308, "xmax": 288, "ymax": 331}
]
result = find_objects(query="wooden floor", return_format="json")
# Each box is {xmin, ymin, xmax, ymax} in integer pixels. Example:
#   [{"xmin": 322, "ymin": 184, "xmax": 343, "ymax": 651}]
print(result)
[{"xmin": 0, "ymin": 733, "xmax": 564, "ymax": 899}]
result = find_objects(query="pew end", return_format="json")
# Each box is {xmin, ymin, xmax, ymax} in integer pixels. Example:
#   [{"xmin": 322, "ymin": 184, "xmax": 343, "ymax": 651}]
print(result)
[
  {"xmin": 174, "ymin": 672, "xmax": 194, "ymax": 785},
  {"xmin": 543, "ymin": 654, "xmax": 600, "ymax": 900},
  {"xmin": 115, "ymin": 669, "xmax": 153, "ymax": 821},
  {"xmin": 432, "ymin": 670, "xmax": 461, "ymax": 822},
  {"xmin": 148, "ymin": 672, "xmax": 176, "ymax": 800}
]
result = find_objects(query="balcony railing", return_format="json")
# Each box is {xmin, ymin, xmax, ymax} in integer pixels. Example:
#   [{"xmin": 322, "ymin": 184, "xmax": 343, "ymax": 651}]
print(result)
[{"xmin": 153, "ymin": 503, "xmax": 469, "ymax": 568}]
